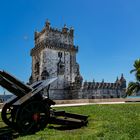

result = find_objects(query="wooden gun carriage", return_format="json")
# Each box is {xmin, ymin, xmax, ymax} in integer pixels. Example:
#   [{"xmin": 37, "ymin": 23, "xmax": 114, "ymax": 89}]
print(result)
[{"xmin": 0, "ymin": 70, "xmax": 88, "ymax": 134}]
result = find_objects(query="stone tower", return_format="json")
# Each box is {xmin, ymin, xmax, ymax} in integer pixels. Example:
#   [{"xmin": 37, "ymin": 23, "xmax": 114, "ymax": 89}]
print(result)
[{"xmin": 30, "ymin": 20, "xmax": 82, "ymax": 99}]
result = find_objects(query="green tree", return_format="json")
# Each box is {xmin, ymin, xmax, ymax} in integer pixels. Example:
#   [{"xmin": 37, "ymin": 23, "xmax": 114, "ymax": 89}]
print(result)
[{"xmin": 126, "ymin": 59, "xmax": 140, "ymax": 96}]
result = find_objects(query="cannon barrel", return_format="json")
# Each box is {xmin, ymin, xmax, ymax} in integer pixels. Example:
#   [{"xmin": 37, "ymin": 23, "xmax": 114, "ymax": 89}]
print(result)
[{"xmin": 0, "ymin": 70, "xmax": 32, "ymax": 97}]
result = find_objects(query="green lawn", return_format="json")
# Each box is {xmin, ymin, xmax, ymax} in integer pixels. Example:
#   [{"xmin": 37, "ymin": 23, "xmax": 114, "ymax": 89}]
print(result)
[{"xmin": 0, "ymin": 103, "xmax": 140, "ymax": 140}]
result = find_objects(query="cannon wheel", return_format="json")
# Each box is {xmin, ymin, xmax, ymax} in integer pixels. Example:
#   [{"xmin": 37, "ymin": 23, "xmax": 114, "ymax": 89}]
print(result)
[
  {"xmin": 16, "ymin": 101, "xmax": 50, "ymax": 134},
  {"xmin": 1, "ymin": 103, "xmax": 17, "ymax": 128}
]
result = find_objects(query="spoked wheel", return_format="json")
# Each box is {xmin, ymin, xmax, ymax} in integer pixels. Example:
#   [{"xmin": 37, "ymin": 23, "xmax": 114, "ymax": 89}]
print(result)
[
  {"xmin": 16, "ymin": 101, "xmax": 50, "ymax": 134},
  {"xmin": 1, "ymin": 103, "xmax": 18, "ymax": 128}
]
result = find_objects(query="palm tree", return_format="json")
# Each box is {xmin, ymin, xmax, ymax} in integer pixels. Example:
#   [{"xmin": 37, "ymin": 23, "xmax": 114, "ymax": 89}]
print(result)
[{"xmin": 126, "ymin": 59, "xmax": 140, "ymax": 96}]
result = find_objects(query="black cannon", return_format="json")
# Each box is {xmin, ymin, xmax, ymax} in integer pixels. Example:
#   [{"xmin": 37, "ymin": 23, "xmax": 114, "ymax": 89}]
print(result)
[{"xmin": 0, "ymin": 70, "xmax": 88, "ymax": 134}]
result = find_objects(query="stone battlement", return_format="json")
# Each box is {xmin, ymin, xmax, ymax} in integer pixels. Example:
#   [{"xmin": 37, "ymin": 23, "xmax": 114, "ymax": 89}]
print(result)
[
  {"xmin": 31, "ymin": 40, "xmax": 78, "ymax": 56},
  {"xmin": 36, "ymin": 25, "xmax": 74, "ymax": 37},
  {"xmin": 83, "ymin": 82, "xmax": 121, "ymax": 90},
  {"xmin": 34, "ymin": 20, "xmax": 74, "ymax": 47}
]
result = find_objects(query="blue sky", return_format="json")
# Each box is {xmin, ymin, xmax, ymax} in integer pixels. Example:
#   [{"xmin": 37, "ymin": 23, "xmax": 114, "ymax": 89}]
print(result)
[{"xmin": 0, "ymin": 0, "xmax": 140, "ymax": 94}]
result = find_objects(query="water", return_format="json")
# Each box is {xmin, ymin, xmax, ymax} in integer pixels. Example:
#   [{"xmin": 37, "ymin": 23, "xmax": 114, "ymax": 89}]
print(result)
[{"xmin": 127, "ymin": 96, "xmax": 140, "ymax": 99}]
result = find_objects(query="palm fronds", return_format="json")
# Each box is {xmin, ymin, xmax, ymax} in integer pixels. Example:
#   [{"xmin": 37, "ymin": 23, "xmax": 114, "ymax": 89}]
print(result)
[
  {"xmin": 126, "ymin": 82, "xmax": 140, "ymax": 96},
  {"xmin": 126, "ymin": 59, "xmax": 140, "ymax": 96}
]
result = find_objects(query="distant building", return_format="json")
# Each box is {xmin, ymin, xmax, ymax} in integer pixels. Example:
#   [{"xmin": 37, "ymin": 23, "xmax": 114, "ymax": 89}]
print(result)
[
  {"xmin": 0, "ymin": 95, "xmax": 12, "ymax": 103},
  {"xmin": 30, "ymin": 20, "xmax": 126, "ymax": 100},
  {"xmin": 79, "ymin": 74, "xmax": 126, "ymax": 99}
]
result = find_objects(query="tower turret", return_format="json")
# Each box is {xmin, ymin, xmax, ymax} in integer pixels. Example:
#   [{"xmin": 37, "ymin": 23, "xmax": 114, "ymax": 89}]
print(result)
[
  {"xmin": 69, "ymin": 27, "xmax": 74, "ymax": 37},
  {"xmin": 45, "ymin": 20, "xmax": 50, "ymax": 29},
  {"xmin": 115, "ymin": 76, "xmax": 119, "ymax": 83},
  {"xmin": 119, "ymin": 74, "xmax": 126, "ymax": 89},
  {"xmin": 62, "ymin": 24, "xmax": 68, "ymax": 34},
  {"xmin": 30, "ymin": 20, "xmax": 80, "ymax": 99}
]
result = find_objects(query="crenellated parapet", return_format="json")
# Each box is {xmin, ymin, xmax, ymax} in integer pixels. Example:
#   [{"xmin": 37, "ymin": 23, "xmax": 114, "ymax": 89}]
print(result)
[
  {"xmin": 34, "ymin": 20, "xmax": 74, "ymax": 45},
  {"xmin": 31, "ymin": 40, "xmax": 78, "ymax": 56},
  {"xmin": 32, "ymin": 20, "xmax": 77, "ymax": 57},
  {"xmin": 83, "ymin": 81, "xmax": 121, "ymax": 90},
  {"xmin": 82, "ymin": 74, "xmax": 126, "ymax": 90}
]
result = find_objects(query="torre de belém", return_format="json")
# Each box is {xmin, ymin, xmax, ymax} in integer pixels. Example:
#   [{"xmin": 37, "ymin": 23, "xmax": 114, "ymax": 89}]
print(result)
[{"xmin": 29, "ymin": 20, "xmax": 126, "ymax": 100}]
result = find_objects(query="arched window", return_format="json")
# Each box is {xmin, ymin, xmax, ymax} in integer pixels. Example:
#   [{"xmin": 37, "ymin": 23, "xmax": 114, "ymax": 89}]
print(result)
[
  {"xmin": 41, "ymin": 68, "xmax": 49, "ymax": 80},
  {"xmin": 35, "ymin": 62, "xmax": 40, "ymax": 75},
  {"xmin": 57, "ymin": 52, "xmax": 65, "ymax": 75},
  {"xmin": 57, "ymin": 61, "xmax": 65, "ymax": 75}
]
